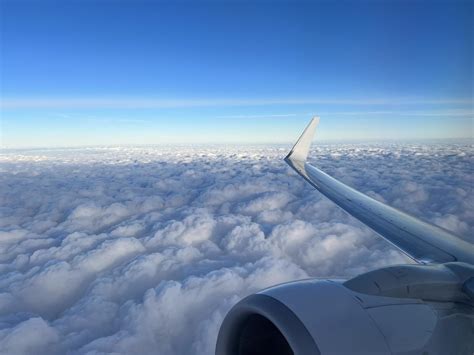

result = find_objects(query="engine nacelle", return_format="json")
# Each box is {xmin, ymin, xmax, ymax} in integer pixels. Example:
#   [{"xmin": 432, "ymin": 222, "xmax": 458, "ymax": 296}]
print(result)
[{"xmin": 216, "ymin": 277, "xmax": 474, "ymax": 355}]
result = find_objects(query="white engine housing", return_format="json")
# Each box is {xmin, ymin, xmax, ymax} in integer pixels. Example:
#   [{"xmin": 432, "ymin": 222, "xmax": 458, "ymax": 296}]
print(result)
[{"xmin": 216, "ymin": 278, "xmax": 474, "ymax": 355}]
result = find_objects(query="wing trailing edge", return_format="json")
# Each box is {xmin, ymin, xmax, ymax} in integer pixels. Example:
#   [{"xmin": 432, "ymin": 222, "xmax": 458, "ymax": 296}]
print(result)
[{"xmin": 285, "ymin": 118, "xmax": 474, "ymax": 265}]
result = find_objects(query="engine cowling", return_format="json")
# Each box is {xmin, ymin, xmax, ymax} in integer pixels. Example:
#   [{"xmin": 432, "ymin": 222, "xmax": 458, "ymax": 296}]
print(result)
[{"xmin": 216, "ymin": 277, "xmax": 474, "ymax": 355}]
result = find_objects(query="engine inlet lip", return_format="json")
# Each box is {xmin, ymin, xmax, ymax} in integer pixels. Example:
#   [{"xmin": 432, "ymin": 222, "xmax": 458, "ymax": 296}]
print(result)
[{"xmin": 216, "ymin": 293, "xmax": 321, "ymax": 355}]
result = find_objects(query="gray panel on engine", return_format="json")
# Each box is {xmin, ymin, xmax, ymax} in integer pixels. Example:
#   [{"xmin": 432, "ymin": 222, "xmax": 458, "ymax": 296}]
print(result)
[{"xmin": 262, "ymin": 280, "xmax": 392, "ymax": 354}]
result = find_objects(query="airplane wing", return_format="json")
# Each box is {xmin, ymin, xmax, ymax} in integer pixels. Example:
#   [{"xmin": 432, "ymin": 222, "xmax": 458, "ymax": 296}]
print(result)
[{"xmin": 285, "ymin": 117, "xmax": 474, "ymax": 264}]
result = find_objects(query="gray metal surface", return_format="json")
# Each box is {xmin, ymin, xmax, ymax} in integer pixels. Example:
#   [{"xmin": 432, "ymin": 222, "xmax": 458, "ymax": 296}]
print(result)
[
  {"xmin": 216, "ymin": 278, "xmax": 474, "ymax": 354},
  {"xmin": 285, "ymin": 117, "xmax": 474, "ymax": 264},
  {"xmin": 262, "ymin": 280, "xmax": 392, "ymax": 354},
  {"xmin": 344, "ymin": 262, "xmax": 474, "ymax": 303},
  {"xmin": 215, "ymin": 293, "xmax": 320, "ymax": 355}
]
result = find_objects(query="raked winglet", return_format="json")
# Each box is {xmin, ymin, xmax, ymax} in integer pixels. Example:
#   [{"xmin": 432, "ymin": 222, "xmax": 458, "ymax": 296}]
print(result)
[
  {"xmin": 285, "ymin": 116, "xmax": 320, "ymax": 163},
  {"xmin": 283, "ymin": 116, "xmax": 474, "ymax": 265}
]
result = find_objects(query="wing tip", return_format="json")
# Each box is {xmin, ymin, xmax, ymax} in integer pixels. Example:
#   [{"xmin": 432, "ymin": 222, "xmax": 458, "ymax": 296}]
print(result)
[{"xmin": 285, "ymin": 116, "xmax": 320, "ymax": 163}]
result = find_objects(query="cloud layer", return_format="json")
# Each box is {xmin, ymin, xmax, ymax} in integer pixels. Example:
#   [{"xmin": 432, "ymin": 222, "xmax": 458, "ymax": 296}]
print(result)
[{"xmin": 0, "ymin": 143, "xmax": 472, "ymax": 354}]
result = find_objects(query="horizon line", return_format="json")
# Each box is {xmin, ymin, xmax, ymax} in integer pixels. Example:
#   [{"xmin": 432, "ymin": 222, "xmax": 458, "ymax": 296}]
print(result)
[{"xmin": 2, "ymin": 137, "xmax": 473, "ymax": 150}]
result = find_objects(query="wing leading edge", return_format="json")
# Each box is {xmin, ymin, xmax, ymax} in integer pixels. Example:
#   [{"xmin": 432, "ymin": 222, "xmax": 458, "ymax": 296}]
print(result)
[{"xmin": 285, "ymin": 117, "xmax": 474, "ymax": 264}]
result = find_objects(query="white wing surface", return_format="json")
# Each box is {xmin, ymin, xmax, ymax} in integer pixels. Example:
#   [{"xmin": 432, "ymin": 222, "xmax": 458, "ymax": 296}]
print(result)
[{"xmin": 285, "ymin": 117, "xmax": 474, "ymax": 264}]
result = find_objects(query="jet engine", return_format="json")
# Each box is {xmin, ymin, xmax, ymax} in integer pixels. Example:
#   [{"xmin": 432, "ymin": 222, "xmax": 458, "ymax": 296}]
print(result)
[{"xmin": 216, "ymin": 264, "xmax": 474, "ymax": 355}]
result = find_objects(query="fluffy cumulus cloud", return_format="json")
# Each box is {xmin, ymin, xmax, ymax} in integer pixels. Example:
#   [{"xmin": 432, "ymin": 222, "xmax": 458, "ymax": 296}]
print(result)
[{"xmin": 0, "ymin": 143, "xmax": 472, "ymax": 354}]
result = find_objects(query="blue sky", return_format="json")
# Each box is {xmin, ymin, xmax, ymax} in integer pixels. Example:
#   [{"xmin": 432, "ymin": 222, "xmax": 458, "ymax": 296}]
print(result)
[{"xmin": 1, "ymin": 0, "xmax": 472, "ymax": 147}]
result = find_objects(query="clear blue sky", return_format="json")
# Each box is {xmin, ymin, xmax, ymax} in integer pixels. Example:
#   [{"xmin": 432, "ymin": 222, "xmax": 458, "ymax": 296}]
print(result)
[{"xmin": 1, "ymin": 0, "xmax": 472, "ymax": 147}]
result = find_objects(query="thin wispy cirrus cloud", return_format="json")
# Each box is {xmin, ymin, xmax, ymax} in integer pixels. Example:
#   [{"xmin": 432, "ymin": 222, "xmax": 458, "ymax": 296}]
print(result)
[
  {"xmin": 319, "ymin": 109, "xmax": 474, "ymax": 117},
  {"xmin": 0, "ymin": 143, "xmax": 472, "ymax": 354},
  {"xmin": 1, "ymin": 96, "xmax": 473, "ymax": 109},
  {"xmin": 217, "ymin": 109, "xmax": 474, "ymax": 119},
  {"xmin": 2, "ymin": 96, "xmax": 472, "ymax": 148}
]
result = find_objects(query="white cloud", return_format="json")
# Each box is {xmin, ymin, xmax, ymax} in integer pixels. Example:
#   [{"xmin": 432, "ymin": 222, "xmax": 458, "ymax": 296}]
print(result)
[
  {"xmin": 0, "ymin": 143, "xmax": 471, "ymax": 354},
  {"xmin": 0, "ymin": 318, "xmax": 60, "ymax": 355}
]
